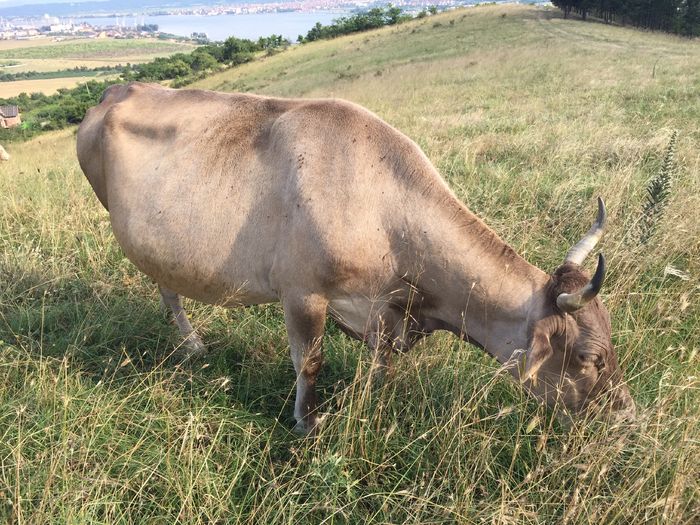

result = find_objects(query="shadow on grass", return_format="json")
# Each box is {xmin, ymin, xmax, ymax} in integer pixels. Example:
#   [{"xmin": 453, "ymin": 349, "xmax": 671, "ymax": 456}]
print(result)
[{"xmin": 0, "ymin": 260, "xmax": 365, "ymax": 434}]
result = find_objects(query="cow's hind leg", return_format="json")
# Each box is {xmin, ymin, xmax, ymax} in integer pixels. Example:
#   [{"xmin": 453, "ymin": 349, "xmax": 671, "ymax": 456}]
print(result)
[
  {"xmin": 159, "ymin": 285, "xmax": 206, "ymax": 359},
  {"xmin": 368, "ymin": 322, "xmax": 394, "ymax": 384},
  {"xmin": 283, "ymin": 293, "xmax": 328, "ymax": 435}
]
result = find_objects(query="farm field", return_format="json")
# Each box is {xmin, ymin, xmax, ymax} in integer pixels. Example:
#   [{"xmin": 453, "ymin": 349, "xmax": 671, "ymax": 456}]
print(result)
[
  {"xmin": 0, "ymin": 37, "xmax": 195, "ymax": 94},
  {"xmin": 0, "ymin": 38, "xmax": 58, "ymax": 51},
  {"xmin": 0, "ymin": 76, "xmax": 116, "ymax": 98},
  {"xmin": 1, "ymin": 4, "xmax": 699, "ymax": 524}
]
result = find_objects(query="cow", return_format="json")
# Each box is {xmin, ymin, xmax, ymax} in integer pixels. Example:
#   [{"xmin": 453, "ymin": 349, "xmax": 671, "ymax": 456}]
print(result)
[
  {"xmin": 0, "ymin": 145, "xmax": 9, "ymax": 161},
  {"xmin": 77, "ymin": 82, "xmax": 636, "ymax": 434}
]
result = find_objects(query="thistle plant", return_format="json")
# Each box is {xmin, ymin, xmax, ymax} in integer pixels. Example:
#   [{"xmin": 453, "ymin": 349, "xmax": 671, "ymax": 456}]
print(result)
[{"xmin": 637, "ymin": 130, "xmax": 677, "ymax": 244}]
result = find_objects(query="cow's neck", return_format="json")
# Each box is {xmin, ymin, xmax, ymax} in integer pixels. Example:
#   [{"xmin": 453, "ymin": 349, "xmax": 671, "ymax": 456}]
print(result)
[{"xmin": 400, "ymin": 191, "xmax": 551, "ymax": 367}]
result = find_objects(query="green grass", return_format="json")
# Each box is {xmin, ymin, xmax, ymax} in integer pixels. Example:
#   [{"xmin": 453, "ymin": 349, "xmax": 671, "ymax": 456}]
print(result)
[
  {"xmin": 1, "ymin": 5, "xmax": 699, "ymax": 523},
  {"xmin": 0, "ymin": 39, "xmax": 194, "ymax": 60}
]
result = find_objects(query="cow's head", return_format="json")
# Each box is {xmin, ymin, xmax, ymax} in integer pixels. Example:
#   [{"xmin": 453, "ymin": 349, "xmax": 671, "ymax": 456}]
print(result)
[{"xmin": 521, "ymin": 199, "xmax": 636, "ymax": 421}]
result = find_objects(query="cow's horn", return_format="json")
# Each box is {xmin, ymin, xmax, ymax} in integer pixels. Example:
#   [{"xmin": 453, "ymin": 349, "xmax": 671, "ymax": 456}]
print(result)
[
  {"xmin": 557, "ymin": 253, "xmax": 606, "ymax": 313},
  {"xmin": 563, "ymin": 197, "xmax": 606, "ymax": 265}
]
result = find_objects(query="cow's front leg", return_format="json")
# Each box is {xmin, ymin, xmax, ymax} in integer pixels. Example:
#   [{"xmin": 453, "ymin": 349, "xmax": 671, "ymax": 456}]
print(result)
[
  {"xmin": 159, "ymin": 285, "xmax": 206, "ymax": 359},
  {"xmin": 283, "ymin": 293, "xmax": 328, "ymax": 435}
]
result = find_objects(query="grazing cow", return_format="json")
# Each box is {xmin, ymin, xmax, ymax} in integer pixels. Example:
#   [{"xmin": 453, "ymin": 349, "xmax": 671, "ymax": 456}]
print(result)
[
  {"xmin": 77, "ymin": 82, "xmax": 635, "ymax": 434},
  {"xmin": 0, "ymin": 145, "xmax": 9, "ymax": 161}
]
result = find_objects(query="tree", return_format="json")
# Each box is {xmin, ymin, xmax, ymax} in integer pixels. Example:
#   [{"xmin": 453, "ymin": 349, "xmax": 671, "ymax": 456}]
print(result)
[
  {"xmin": 189, "ymin": 50, "xmax": 219, "ymax": 73},
  {"xmin": 386, "ymin": 4, "xmax": 403, "ymax": 24},
  {"xmin": 682, "ymin": 0, "xmax": 700, "ymax": 34}
]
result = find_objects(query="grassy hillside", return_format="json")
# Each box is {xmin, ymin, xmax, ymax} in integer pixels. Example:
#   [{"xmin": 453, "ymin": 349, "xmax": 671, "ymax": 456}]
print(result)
[{"xmin": 1, "ymin": 5, "xmax": 698, "ymax": 523}]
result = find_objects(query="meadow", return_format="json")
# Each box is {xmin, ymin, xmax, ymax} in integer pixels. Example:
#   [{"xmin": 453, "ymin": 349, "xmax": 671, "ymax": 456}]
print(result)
[
  {"xmin": 0, "ymin": 39, "xmax": 192, "ymax": 61},
  {"xmin": 1, "ymin": 4, "xmax": 698, "ymax": 523}
]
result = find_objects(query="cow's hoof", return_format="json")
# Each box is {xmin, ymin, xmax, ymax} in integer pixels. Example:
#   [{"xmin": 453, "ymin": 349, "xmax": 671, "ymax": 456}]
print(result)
[
  {"xmin": 292, "ymin": 416, "xmax": 322, "ymax": 437},
  {"xmin": 173, "ymin": 334, "xmax": 207, "ymax": 362},
  {"xmin": 292, "ymin": 421, "xmax": 309, "ymax": 436},
  {"xmin": 186, "ymin": 334, "xmax": 206, "ymax": 354}
]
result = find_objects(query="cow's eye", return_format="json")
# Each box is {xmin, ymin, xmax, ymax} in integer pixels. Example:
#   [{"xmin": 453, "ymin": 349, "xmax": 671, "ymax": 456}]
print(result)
[
  {"xmin": 578, "ymin": 353, "xmax": 605, "ymax": 372},
  {"xmin": 577, "ymin": 352, "xmax": 598, "ymax": 364}
]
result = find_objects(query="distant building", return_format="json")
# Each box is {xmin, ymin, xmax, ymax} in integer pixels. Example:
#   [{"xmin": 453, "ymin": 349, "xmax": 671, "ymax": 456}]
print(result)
[
  {"xmin": 0, "ymin": 105, "xmax": 21, "ymax": 128},
  {"xmin": 49, "ymin": 23, "xmax": 73, "ymax": 33}
]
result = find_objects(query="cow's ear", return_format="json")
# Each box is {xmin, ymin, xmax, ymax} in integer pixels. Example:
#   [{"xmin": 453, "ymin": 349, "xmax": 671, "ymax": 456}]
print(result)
[{"xmin": 520, "ymin": 323, "xmax": 554, "ymax": 387}]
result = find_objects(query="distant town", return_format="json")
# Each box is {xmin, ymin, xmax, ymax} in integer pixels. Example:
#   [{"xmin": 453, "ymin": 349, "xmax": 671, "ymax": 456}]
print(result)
[
  {"xmin": 0, "ymin": 20, "xmax": 167, "ymax": 41},
  {"xmin": 0, "ymin": 0, "xmax": 515, "ymax": 41},
  {"xmin": 0, "ymin": 19, "xmax": 187, "ymax": 42}
]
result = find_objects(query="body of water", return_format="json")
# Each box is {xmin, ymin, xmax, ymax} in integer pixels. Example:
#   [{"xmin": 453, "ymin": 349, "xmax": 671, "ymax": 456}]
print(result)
[{"xmin": 75, "ymin": 11, "xmax": 346, "ymax": 42}]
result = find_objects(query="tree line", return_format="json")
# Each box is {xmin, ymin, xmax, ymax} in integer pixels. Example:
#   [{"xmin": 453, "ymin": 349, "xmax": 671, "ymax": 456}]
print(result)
[
  {"xmin": 124, "ymin": 34, "xmax": 289, "ymax": 85},
  {"xmin": 0, "ymin": 65, "xmax": 122, "ymax": 83},
  {"xmin": 297, "ymin": 5, "xmax": 412, "ymax": 43},
  {"xmin": 551, "ymin": 0, "xmax": 700, "ymax": 35}
]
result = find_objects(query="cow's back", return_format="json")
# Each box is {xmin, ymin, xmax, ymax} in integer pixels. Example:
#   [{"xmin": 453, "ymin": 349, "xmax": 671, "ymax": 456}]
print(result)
[{"xmin": 77, "ymin": 83, "xmax": 433, "ymax": 307}]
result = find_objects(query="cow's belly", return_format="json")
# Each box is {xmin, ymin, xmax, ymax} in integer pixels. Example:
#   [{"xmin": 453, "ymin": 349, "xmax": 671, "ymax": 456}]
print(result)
[
  {"xmin": 108, "ymin": 192, "xmax": 281, "ymax": 306},
  {"xmin": 114, "ymin": 224, "xmax": 279, "ymax": 306},
  {"xmin": 328, "ymin": 295, "xmax": 390, "ymax": 341}
]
